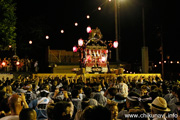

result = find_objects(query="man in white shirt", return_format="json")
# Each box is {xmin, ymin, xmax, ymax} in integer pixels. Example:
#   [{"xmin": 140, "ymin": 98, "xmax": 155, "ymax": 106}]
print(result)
[{"xmin": 115, "ymin": 76, "xmax": 128, "ymax": 98}]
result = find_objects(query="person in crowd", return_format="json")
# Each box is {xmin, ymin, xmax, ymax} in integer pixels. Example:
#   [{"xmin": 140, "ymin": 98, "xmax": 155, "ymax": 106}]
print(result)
[
  {"xmin": 74, "ymin": 97, "xmax": 98, "ymax": 120},
  {"xmin": 53, "ymin": 101, "xmax": 73, "ymax": 120},
  {"xmin": 0, "ymin": 93, "xmax": 28, "ymax": 120},
  {"xmin": 24, "ymin": 84, "xmax": 37, "ymax": 104},
  {"xmin": 46, "ymin": 103, "xmax": 55, "ymax": 120},
  {"xmin": 80, "ymin": 105, "xmax": 111, "ymax": 120},
  {"xmin": 74, "ymin": 85, "xmax": 85, "ymax": 100},
  {"xmin": 149, "ymin": 88, "xmax": 163, "ymax": 101},
  {"xmin": 71, "ymin": 89, "xmax": 82, "ymax": 119},
  {"xmin": 113, "ymin": 94, "xmax": 126, "ymax": 113},
  {"xmin": 149, "ymin": 97, "xmax": 171, "ymax": 120},
  {"xmin": 140, "ymin": 95, "xmax": 152, "ymax": 113},
  {"xmin": 19, "ymin": 108, "xmax": 37, "ymax": 120},
  {"xmin": 105, "ymin": 87, "xmax": 118, "ymax": 100},
  {"xmin": 118, "ymin": 91, "xmax": 141, "ymax": 120},
  {"xmin": 106, "ymin": 100, "xmax": 119, "ymax": 120},
  {"xmin": 115, "ymin": 76, "xmax": 128, "ymax": 98},
  {"xmin": 166, "ymin": 85, "xmax": 178, "ymax": 105},
  {"xmin": 83, "ymin": 87, "xmax": 98, "ymax": 104},
  {"xmin": 140, "ymin": 85, "xmax": 148, "ymax": 96},
  {"xmin": 91, "ymin": 83, "xmax": 107, "ymax": 106},
  {"xmin": 0, "ymin": 90, "xmax": 10, "ymax": 118},
  {"xmin": 29, "ymin": 84, "xmax": 53, "ymax": 120}
]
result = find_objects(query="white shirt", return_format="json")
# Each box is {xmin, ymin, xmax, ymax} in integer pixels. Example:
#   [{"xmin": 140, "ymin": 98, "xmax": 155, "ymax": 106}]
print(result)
[{"xmin": 116, "ymin": 83, "xmax": 128, "ymax": 97}]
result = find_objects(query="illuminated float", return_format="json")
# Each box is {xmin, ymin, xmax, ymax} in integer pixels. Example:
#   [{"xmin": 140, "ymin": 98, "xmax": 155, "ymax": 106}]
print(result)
[{"xmin": 73, "ymin": 27, "xmax": 118, "ymax": 73}]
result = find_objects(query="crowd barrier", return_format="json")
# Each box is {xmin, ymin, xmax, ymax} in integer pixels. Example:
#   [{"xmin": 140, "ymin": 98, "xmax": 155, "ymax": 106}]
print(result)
[
  {"xmin": 32, "ymin": 73, "xmax": 161, "ymax": 79},
  {"xmin": 0, "ymin": 73, "xmax": 14, "ymax": 80}
]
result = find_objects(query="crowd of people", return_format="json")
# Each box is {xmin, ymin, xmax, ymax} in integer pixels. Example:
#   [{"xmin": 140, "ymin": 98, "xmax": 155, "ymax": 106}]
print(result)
[
  {"xmin": 0, "ymin": 74, "xmax": 180, "ymax": 120},
  {"xmin": 0, "ymin": 57, "xmax": 38, "ymax": 72}
]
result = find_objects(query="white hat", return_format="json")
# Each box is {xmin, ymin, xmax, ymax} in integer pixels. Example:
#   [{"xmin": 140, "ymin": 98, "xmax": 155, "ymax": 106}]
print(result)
[{"xmin": 148, "ymin": 97, "xmax": 170, "ymax": 112}]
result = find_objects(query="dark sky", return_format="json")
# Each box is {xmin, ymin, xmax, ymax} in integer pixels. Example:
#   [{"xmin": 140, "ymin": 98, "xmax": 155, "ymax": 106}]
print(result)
[{"xmin": 16, "ymin": 0, "xmax": 179, "ymax": 63}]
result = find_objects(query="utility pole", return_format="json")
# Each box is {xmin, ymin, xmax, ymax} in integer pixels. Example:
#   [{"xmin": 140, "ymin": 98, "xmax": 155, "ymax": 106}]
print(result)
[
  {"xmin": 159, "ymin": 26, "xmax": 164, "ymax": 79},
  {"xmin": 141, "ymin": 5, "xmax": 149, "ymax": 73},
  {"xmin": 115, "ymin": 0, "xmax": 119, "ymax": 62}
]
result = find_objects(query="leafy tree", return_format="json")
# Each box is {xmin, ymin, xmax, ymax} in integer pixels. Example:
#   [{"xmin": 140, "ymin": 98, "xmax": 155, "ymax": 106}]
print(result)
[{"xmin": 0, "ymin": 0, "xmax": 16, "ymax": 51}]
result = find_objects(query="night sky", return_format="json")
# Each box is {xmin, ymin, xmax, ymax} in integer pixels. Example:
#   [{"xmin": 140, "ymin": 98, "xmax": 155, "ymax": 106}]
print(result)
[{"xmin": 15, "ymin": 0, "xmax": 179, "ymax": 63}]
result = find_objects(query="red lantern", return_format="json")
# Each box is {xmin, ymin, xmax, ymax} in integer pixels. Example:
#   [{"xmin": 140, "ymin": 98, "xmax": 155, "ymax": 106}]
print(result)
[
  {"xmin": 102, "ymin": 56, "xmax": 106, "ymax": 62},
  {"xmin": 78, "ymin": 39, "xmax": 84, "ymax": 46},
  {"xmin": 113, "ymin": 41, "xmax": 118, "ymax": 48},
  {"xmin": 73, "ymin": 46, "xmax": 78, "ymax": 52},
  {"xmin": 86, "ymin": 26, "xmax": 91, "ymax": 33}
]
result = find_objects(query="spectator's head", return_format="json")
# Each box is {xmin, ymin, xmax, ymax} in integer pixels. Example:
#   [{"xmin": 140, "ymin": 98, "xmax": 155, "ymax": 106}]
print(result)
[
  {"xmin": 106, "ymin": 101, "xmax": 118, "ymax": 120},
  {"xmin": 81, "ymin": 98, "xmax": 98, "ymax": 110},
  {"xmin": 53, "ymin": 101, "xmax": 72, "ymax": 120},
  {"xmin": 24, "ymin": 84, "xmax": 32, "ymax": 91},
  {"xmin": 149, "ymin": 88, "xmax": 162, "ymax": 101},
  {"xmin": 81, "ymin": 105, "xmax": 111, "ymax": 120},
  {"xmin": 93, "ymin": 83, "xmax": 102, "ymax": 92},
  {"xmin": 40, "ymin": 90, "xmax": 49, "ymax": 97},
  {"xmin": 126, "ymin": 92, "xmax": 140, "ymax": 109},
  {"xmin": 8, "ymin": 94, "xmax": 24, "ymax": 115},
  {"xmin": 41, "ymin": 84, "xmax": 50, "ymax": 91},
  {"xmin": 150, "ymin": 85, "xmax": 158, "ymax": 91},
  {"xmin": 75, "ymin": 85, "xmax": 83, "ymax": 94},
  {"xmin": 149, "ymin": 97, "xmax": 170, "ymax": 114},
  {"xmin": 53, "ymin": 80, "xmax": 58, "ymax": 86},
  {"xmin": 83, "ymin": 87, "xmax": 92, "ymax": 98},
  {"xmin": 19, "ymin": 108, "xmax": 37, "ymax": 120},
  {"xmin": 107, "ymin": 87, "xmax": 118, "ymax": 100},
  {"xmin": 117, "ymin": 76, "xmax": 124, "ymax": 83},
  {"xmin": 71, "ymin": 89, "xmax": 79, "ymax": 98}
]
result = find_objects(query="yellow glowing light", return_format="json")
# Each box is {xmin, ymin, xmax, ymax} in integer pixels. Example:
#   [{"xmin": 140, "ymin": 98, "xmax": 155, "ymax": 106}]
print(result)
[
  {"xmin": 109, "ymin": 0, "xmax": 111, "ymax": 2},
  {"xmin": 177, "ymin": 61, "xmax": 179, "ymax": 64},
  {"xmin": 98, "ymin": 7, "xmax": 101, "ymax": 11}
]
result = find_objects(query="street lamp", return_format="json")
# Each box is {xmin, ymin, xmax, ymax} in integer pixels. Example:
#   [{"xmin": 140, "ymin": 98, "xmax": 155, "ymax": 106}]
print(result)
[
  {"xmin": 45, "ymin": 35, "xmax": 49, "ymax": 39},
  {"xmin": 29, "ymin": 40, "xmax": 32, "ymax": 44}
]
